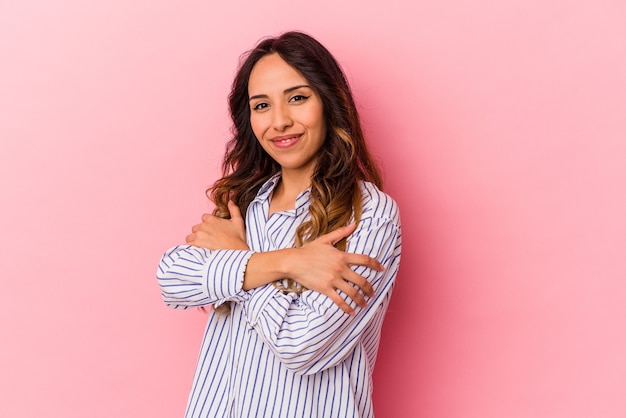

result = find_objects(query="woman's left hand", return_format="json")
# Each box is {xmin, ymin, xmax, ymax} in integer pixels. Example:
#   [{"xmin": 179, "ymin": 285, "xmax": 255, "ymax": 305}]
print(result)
[{"xmin": 185, "ymin": 200, "xmax": 249, "ymax": 250}]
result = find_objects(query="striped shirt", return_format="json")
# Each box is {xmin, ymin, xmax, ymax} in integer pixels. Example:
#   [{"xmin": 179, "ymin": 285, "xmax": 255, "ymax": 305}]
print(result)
[{"xmin": 157, "ymin": 174, "xmax": 402, "ymax": 418}]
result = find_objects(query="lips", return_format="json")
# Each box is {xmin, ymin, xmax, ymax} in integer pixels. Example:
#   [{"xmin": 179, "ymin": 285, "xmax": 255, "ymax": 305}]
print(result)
[{"xmin": 270, "ymin": 134, "xmax": 302, "ymax": 149}]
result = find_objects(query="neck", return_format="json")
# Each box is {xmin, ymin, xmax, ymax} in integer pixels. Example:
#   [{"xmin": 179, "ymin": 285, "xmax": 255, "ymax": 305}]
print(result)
[
  {"xmin": 268, "ymin": 169, "xmax": 312, "ymax": 215},
  {"xmin": 279, "ymin": 168, "xmax": 312, "ymax": 197}
]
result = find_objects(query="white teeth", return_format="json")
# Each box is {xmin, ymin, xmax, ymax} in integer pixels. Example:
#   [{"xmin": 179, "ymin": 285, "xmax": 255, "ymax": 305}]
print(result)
[{"xmin": 271, "ymin": 135, "xmax": 299, "ymax": 145}]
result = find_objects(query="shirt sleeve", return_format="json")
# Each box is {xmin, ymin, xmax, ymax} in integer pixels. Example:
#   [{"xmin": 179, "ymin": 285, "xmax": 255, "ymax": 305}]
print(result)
[
  {"xmin": 241, "ymin": 202, "xmax": 402, "ymax": 375},
  {"xmin": 156, "ymin": 245, "xmax": 254, "ymax": 309}
]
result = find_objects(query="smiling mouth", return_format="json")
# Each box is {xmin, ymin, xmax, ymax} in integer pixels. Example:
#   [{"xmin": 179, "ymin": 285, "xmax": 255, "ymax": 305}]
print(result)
[{"xmin": 270, "ymin": 134, "xmax": 302, "ymax": 148}]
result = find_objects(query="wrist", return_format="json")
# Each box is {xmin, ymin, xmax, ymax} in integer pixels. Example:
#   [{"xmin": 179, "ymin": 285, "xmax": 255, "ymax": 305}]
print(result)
[
  {"xmin": 242, "ymin": 248, "xmax": 298, "ymax": 290},
  {"xmin": 276, "ymin": 247, "xmax": 298, "ymax": 278}
]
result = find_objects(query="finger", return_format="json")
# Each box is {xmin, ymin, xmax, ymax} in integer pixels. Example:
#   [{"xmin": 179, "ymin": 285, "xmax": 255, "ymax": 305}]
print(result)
[
  {"xmin": 326, "ymin": 290, "xmax": 355, "ymax": 315},
  {"xmin": 201, "ymin": 213, "xmax": 213, "ymax": 223},
  {"xmin": 317, "ymin": 223, "xmax": 356, "ymax": 245},
  {"xmin": 343, "ymin": 269, "xmax": 374, "ymax": 297},
  {"xmin": 185, "ymin": 233, "xmax": 195, "ymax": 244},
  {"xmin": 227, "ymin": 200, "xmax": 244, "ymax": 222},
  {"xmin": 336, "ymin": 281, "xmax": 367, "ymax": 308},
  {"xmin": 346, "ymin": 253, "xmax": 384, "ymax": 272}
]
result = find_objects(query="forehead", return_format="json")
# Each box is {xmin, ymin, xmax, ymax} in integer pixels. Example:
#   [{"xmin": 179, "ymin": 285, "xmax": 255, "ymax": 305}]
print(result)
[{"xmin": 248, "ymin": 53, "xmax": 309, "ymax": 94}]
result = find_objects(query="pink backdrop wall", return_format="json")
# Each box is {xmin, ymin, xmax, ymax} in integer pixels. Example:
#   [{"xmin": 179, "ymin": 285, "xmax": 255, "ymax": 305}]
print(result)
[{"xmin": 1, "ymin": 1, "xmax": 625, "ymax": 417}]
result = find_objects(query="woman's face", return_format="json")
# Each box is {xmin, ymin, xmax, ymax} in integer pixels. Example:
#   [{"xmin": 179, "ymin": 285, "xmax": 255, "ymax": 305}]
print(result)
[{"xmin": 248, "ymin": 53, "xmax": 326, "ymax": 180}]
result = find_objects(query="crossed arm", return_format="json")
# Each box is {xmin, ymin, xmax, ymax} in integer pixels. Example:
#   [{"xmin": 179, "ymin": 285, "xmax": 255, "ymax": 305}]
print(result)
[
  {"xmin": 158, "ymin": 197, "xmax": 401, "ymax": 373},
  {"xmin": 184, "ymin": 200, "xmax": 384, "ymax": 314}
]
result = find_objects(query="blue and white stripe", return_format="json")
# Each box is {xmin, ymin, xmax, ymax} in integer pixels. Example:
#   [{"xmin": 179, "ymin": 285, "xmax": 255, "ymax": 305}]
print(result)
[{"xmin": 157, "ymin": 175, "xmax": 402, "ymax": 418}]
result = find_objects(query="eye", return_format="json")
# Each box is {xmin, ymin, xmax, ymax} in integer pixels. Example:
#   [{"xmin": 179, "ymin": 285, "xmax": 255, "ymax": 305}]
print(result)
[
  {"xmin": 252, "ymin": 102, "xmax": 269, "ymax": 111},
  {"xmin": 289, "ymin": 95, "xmax": 310, "ymax": 103}
]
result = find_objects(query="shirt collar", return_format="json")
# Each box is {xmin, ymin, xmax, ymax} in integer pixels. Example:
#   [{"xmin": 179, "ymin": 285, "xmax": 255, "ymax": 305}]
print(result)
[
  {"xmin": 251, "ymin": 172, "xmax": 281, "ymax": 205},
  {"xmin": 251, "ymin": 172, "xmax": 312, "ymax": 217},
  {"xmin": 294, "ymin": 187, "xmax": 312, "ymax": 217}
]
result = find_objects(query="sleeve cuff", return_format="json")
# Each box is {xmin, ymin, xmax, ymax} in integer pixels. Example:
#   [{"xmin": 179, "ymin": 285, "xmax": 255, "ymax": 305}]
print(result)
[
  {"xmin": 205, "ymin": 249, "xmax": 254, "ymax": 303},
  {"xmin": 243, "ymin": 283, "xmax": 296, "ymax": 327}
]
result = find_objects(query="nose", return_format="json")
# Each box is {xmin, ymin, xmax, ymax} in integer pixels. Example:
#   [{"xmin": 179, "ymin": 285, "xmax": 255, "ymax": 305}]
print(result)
[{"xmin": 271, "ymin": 103, "xmax": 293, "ymax": 132}]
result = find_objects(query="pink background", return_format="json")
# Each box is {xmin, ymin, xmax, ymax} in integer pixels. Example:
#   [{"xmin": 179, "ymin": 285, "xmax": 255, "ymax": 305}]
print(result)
[{"xmin": 1, "ymin": 0, "xmax": 625, "ymax": 417}]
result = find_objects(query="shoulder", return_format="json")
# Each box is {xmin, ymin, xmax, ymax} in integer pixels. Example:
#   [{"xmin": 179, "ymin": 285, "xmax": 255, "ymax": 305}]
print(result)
[{"xmin": 358, "ymin": 181, "xmax": 401, "ymax": 225}]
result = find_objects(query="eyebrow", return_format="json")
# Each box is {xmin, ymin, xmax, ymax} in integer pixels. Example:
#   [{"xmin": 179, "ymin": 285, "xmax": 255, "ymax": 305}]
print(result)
[{"xmin": 249, "ymin": 84, "xmax": 311, "ymax": 101}]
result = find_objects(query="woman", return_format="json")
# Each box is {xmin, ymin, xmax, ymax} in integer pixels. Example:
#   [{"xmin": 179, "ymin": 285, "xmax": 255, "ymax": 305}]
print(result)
[{"xmin": 157, "ymin": 31, "xmax": 401, "ymax": 418}]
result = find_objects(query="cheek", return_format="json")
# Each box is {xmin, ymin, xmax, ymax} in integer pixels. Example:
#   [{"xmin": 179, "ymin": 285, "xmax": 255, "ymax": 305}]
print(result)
[
  {"xmin": 309, "ymin": 104, "xmax": 325, "ymax": 136},
  {"xmin": 249, "ymin": 115, "xmax": 263, "ymax": 140},
  {"xmin": 313, "ymin": 112, "xmax": 326, "ymax": 140},
  {"xmin": 320, "ymin": 119, "xmax": 327, "ymax": 138},
  {"xmin": 250, "ymin": 119, "xmax": 270, "ymax": 151}
]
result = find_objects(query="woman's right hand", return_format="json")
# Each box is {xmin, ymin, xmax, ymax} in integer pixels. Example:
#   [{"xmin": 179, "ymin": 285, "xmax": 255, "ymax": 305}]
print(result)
[
  {"xmin": 185, "ymin": 200, "xmax": 249, "ymax": 251},
  {"xmin": 286, "ymin": 223, "xmax": 383, "ymax": 315}
]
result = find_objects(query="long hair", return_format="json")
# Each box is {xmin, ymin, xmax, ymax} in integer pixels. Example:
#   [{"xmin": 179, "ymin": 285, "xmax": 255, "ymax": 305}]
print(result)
[{"xmin": 209, "ymin": 31, "xmax": 383, "ymax": 314}]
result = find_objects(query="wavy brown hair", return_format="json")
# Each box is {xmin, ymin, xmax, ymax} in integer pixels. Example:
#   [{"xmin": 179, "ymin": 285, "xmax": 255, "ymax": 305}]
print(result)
[{"xmin": 209, "ymin": 31, "xmax": 383, "ymax": 314}]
